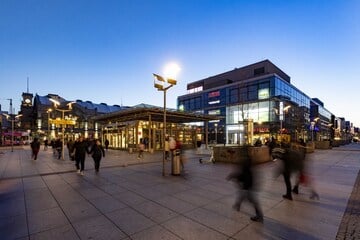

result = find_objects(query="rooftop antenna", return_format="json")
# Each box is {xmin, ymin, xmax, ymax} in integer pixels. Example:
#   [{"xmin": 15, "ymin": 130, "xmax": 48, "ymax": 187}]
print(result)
[
  {"xmin": 27, "ymin": 76, "xmax": 29, "ymax": 93},
  {"xmin": 7, "ymin": 98, "xmax": 12, "ymax": 114}
]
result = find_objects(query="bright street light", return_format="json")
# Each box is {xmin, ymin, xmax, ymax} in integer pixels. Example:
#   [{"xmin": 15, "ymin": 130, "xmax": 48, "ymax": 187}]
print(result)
[
  {"xmin": 274, "ymin": 101, "xmax": 291, "ymax": 144},
  {"xmin": 163, "ymin": 62, "xmax": 181, "ymax": 79},
  {"xmin": 47, "ymin": 108, "xmax": 53, "ymax": 139},
  {"xmin": 50, "ymin": 99, "xmax": 76, "ymax": 160},
  {"xmin": 153, "ymin": 62, "xmax": 180, "ymax": 176}
]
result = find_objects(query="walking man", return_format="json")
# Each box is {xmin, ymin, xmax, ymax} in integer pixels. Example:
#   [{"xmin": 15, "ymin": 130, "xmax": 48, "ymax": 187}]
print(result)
[
  {"xmin": 72, "ymin": 136, "xmax": 88, "ymax": 176},
  {"xmin": 30, "ymin": 137, "xmax": 41, "ymax": 160}
]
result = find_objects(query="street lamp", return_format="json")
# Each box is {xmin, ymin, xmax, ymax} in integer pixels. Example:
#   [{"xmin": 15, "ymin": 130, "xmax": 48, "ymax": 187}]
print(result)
[
  {"xmin": 153, "ymin": 63, "xmax": 180, "ymax": 176},
  {"xmin": 49, "ymin": 99, "xmax": 75, "ymax": 160},
  {"xmin": 2, "ymin": 113, "xmax": 22, "ymax": 152},
  {"xmin": 273, "ymin": 101, "xmax": 291, "ymax": 144},
  {"xmin": 311, "ymin": 117, "xmax": 320, "ymax": 142},
  {"xmin": 214, "ymin": 123, "xmax": 218, "ymax": 144},
  {"xmin": 47, "ymin": 108, "xmax": 52, "ymax": 140}
]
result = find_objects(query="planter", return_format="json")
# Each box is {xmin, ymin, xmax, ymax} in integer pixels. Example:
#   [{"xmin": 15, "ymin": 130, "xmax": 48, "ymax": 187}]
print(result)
[
  {"xmin": 315, "ymin": 141, "xmax": 331, "ymax": 149},
  {"xmin": 213, "ymin": 146, "xmax": 271, "ymax": 164}
]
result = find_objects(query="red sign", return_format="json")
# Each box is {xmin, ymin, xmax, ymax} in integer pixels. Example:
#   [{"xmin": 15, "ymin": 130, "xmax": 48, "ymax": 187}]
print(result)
[
  {"xmin": 254, "ymin": 127, "xmax": 269, "ymax": 133},
  {"xmin": 208, "ymin": 91, "xmax": 220, "ymax": 98}
]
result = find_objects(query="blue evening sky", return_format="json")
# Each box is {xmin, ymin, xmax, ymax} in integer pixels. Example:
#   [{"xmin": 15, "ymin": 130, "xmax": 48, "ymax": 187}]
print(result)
[{"xmin": 1, "ymin": 0, "xmax": 359, "ymax": 126}]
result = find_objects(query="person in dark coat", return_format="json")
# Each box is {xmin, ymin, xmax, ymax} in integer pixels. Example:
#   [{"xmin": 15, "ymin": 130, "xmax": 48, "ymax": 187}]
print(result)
[
  {"xmin": 280, "ymin": 142, "xmax": 306, "ymax": 200},
  {"xmin": 54, "ymin": 138, "xmax": 62, "ymax": 159},
  {"xmin": 104, "ymin": 139, "xmax": 109, "ymax": 151},
  {"xmin": 227, "ymin": 156, "xmax": 263, "ymax": 222},
  {"xmin": 30, "ymin": 138, "xmax": 41, "ymax": 160},
  {"xmin": 292, "ymin": 139, "xmax": 320, "ymax": 200},
  {"xmin": 268, "ymin": 136, "xmax": 278, "ymax": 159},
  {"xmin": 72, "ymin": 136, "xmax": 88, "ymax": 176},
  {"xmin": 67, "ymin": 139, "xmax": 75, "ymax": 161},
  {"xmin": 88, "ymin": 139, "xmax": 105, "ymax": 173}
]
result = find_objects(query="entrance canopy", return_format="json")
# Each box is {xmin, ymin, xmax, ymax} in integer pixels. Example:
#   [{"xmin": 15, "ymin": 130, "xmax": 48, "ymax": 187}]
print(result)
[{"xmin": 92, "ymin": 104, "xmax": 220, "ymax": 124}]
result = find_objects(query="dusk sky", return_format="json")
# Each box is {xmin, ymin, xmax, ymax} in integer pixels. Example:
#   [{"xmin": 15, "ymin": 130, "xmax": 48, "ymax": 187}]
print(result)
[{"xmin": 1, "ymin": 1, "xmax": 359, "ymax": 126}]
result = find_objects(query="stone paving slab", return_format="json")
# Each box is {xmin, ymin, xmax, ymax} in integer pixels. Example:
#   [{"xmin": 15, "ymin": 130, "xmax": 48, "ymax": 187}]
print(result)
[{"xmin": 0, "ymin": 144, "xmax": 360, "ymax": 239}]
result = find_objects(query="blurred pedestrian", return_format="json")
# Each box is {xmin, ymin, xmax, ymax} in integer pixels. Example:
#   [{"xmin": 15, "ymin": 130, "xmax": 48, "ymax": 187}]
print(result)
[
  {"xmin": 51, "ymin": 139, "xmax": 56, "ymax": 155},
  {"xmin": 275, "ymin": 142, "xmax": 306, "ymax": 201},
  {"xmin": 165, "ymin": 136, "xmax": 170, "ymax": 161},
  {"xmin": 88, "ymin": 139, "xmax": 105, "ymax": 173},
  {"xmin": 137, "ymin": 138, "xmax": 145, "ymax": 159},
  {"xmin": 72, "ymin": 136, "xmax": 88, "ymax": 176},
  {"xmin": 105, "ymin": 139, "xmax": 109, "ymax": 151},
  {"xmin": 30, "ymin": 137, "xmax": 41, "ymax": 160},
  {"xmin": 44, "ymin": 139, "xmax": 48, "ymax": 151},
  {"xmin": 292, "ymin": 139, "xmax": 319, "ymax": 200},
  {"xmin": 67, "ymin": 139, "xmax": 75, "ymax": 161},
  {"xmin": 268, "ymin": 136, "xmax": 278, "ymax": 160},
  {"xmin": 226, "ymin": 156, "xmax": 263, "ymax": 222},
  {"xmin": 55, "ymin": 138, "xmax": 62, "ymax": 159},
  {"xmin": 196, "ymin": 139, "xmax": 202, "ymax": 154}
]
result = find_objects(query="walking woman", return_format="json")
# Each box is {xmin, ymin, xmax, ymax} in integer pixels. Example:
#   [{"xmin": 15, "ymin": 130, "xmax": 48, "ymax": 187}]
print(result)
[{"xmin": 88, "ymin": 139, "xmax": 105, "ymax": 173}]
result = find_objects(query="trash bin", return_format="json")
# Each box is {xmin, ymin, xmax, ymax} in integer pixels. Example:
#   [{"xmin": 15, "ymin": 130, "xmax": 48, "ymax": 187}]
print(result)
[{"xmin": 172, "ymin": 149, "xmax": 181, "ymax": 176}]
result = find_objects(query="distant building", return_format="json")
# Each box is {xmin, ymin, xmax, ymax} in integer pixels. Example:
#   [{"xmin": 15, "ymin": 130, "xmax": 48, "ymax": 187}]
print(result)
[
  {"xmin": 177, "ymin": 59, "xmax": 335, "ymax": 145},
  {"xmin": 30, "ymin": 94, "xmax": 125, "ymax": 140}
]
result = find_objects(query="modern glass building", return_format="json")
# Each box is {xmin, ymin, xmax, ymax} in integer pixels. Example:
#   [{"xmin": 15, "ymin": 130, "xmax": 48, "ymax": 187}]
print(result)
[{"xmin": 178, "ymin": 59, "xmax": 333, "ymax": 145}]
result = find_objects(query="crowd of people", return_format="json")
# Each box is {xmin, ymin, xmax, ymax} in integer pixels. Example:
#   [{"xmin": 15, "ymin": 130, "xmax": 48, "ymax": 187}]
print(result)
[
  {"xmin": 31, "ymin": 136, "xmax": 106, "ymax": 176},
  {"xmin": 29, "ymin": 134, "xmax": 319, "ymax": 224},
  {"xmin": 226, "ymin": 137, "xmax": 320, "ymax": 223}
]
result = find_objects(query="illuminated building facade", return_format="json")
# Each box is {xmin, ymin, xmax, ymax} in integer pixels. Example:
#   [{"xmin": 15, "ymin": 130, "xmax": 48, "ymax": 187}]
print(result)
[{"xmin": 178, "ymin": 59, "xmax": 335, "ymax": 145}]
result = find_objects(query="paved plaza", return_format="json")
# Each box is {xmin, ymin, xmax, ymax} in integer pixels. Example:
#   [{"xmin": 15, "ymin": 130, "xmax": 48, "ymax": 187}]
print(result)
[{"xmin": 1, "ymin": 143, "xmax": 360, "ymax": 240}]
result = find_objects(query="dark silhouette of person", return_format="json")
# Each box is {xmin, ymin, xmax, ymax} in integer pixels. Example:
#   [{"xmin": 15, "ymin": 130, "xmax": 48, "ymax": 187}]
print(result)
[
  {"xmin": 104, "ymin": 139, "xmax": 109, "ymax": 151},
  {"xmin": 55, "ymin": 138, "xmax": 62, "ymax": 159},
  {"xmin": 137, "ymin": 138, "xmax": 145, "ymax": 159},
  {"xmin": 292, "ymin": 139, "xmax": 319, "ymax": 200},
  {"xmin": 44, "ymin": 139, "xmax": 48, "ymax": 150},
  {"xmin": 280, "ymin": 142, "xmax": 307, "ymax": 201},
  {"xmin": 88, "ymin": 139, "xmax": 105, "ymax": 173},
  {"xmin": 72, "ymin": 136, "xmax": 88, "ymax": 176},
  {"xmin": 268, "ymin": 136, "xmax": 278, "ymax": 159},
  {"xmin": 30, "ymin": 138, "xmax": 41, "ymax": 160},
  {"xmin": 67, "ymin": 139, "xmax": 75, "ymax": 161},
  {"xmin": 227, "ymin": 156, "xmax": 263, "ymax": 222}
]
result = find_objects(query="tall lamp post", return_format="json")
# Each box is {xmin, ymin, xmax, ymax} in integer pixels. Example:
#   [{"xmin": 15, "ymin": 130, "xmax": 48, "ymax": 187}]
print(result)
[
  {"xmin": 311, "ymin": 117, "xmax": 319, "ymax": 142},
  {"xmin": 47, "ymin": 108, "xmax": 53, "ymax": 140},
  {"xmin": 274, "ymin": 101, "xmax": 291, "ymax": 144},
  {"xmin": 2, "ymin": 113, "xmax": 22, "ymax": 152},
  {"xmin": 214, "ymin": 123, "xmax": 218, "ymax": 144},
  {"xmin": 153, "ymin": 63, "xmax": 180, "ymax": 176},
  {"xmin": 49, "ymin": 99, "xmax": 75, "ymax": 160}
]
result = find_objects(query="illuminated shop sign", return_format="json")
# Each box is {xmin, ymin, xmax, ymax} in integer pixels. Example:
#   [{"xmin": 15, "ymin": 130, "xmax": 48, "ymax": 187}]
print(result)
[
  {"xmin": 258, "ymin": 88, "xmax": 269, "ymax": 99},
  {"xmin": 208, "ymin": 100, "xmax": 220, "ymax": 105},
  {"xmin": 208, "ymin": 91, "xmax": 220, "ymax": 98},
  {"xmin": 208, "ymin": 109, "xmax": 221, "ymax": 115}
]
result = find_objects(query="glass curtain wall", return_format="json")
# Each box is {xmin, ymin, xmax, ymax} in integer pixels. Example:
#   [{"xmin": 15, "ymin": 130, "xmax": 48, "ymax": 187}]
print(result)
[
  {"xmin": 226, "ymin": 101, "xmax": 272, "ymax": 145},
  {"xmin": 225, "ymin": 76, "xmax": 311, "ymax": 145}
]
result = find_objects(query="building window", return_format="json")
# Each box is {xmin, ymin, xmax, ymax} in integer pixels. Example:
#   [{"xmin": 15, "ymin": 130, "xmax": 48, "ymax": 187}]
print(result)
[{"xmin": 229, "ymin": 88, "xmax": 239, "ymax": 103}]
